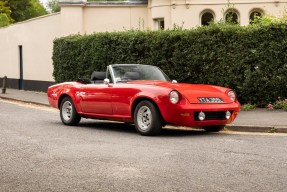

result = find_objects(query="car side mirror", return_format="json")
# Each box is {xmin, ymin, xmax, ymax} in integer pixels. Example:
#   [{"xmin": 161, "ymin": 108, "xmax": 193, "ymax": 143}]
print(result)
[
  {"xmin": 172, "ymin": 80, "xmax": 177, "ymax": 84},
  {"xmin": 104, "ymin": 78, "xmax": 110, "ymax": 85}
]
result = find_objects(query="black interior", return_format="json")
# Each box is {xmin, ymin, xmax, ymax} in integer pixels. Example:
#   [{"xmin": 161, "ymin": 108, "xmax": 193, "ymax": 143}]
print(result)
[{"xmin": 91, "ymin": 71, "xmax": 106, "ymax": 83}]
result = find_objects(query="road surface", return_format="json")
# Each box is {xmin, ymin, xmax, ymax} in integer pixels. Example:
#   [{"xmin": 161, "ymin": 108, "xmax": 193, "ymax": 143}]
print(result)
[{"xmin": 0, "ymin": 99, "xmax": 287, "ymax": 192}]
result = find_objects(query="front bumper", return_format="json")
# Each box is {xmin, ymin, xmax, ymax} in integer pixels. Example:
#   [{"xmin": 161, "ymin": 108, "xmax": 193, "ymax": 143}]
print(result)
[{"xmin": 159, "ymin": 101, "xmax": 240, "ymax": 127}]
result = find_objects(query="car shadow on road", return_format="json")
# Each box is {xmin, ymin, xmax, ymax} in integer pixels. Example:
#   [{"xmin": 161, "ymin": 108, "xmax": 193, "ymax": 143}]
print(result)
[{"xmin": 61, "ymin": 120, "xmax": 222, "ymax": 137}]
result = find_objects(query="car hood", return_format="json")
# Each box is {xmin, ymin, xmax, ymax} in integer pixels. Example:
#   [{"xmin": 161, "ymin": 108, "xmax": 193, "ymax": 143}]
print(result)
[{"xmin": 127, "ymin": 80, "xmax": 233, "ymax": 104}]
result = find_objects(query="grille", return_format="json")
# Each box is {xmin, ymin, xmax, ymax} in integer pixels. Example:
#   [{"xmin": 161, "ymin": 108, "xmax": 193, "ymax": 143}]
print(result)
[{"xmin": 194, "ymin": 111, "xmax": 233, "ymax": 121}]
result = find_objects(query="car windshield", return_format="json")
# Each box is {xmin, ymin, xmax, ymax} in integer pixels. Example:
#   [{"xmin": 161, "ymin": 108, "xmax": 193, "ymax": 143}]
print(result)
[{"xmin": 112, "ymin": 65, "xmax": 171, "ymax": 83}]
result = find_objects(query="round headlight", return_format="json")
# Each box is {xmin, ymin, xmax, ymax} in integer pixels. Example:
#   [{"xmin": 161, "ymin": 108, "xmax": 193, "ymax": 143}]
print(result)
[
  {"xmin": 169, "ymin": 91, "xmax": 179, "ymax": 104},
  {"xmin": 228, "ymin": 90, "xmax": 236, "ymax": 101}
]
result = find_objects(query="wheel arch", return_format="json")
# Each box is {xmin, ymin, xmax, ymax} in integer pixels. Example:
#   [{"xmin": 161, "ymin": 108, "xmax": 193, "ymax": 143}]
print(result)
[
  {"xmin": 58, "ymin": 91, "xmax": 82, "ymax": 113},
  {"xmin": 58, "ymin": 94, "xmax": 71, "ymax": 109},
  {"xmin": 131, "ymin": 97, "xmax": 165, "ymax": 124}
]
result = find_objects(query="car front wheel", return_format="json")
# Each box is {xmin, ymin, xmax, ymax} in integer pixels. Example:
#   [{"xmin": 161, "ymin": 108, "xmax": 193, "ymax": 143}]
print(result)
[
  {"xmin": 60, "ymin": 96, "xmax": 81, "ymax": 126},
  {"xmin": 202, "ymin": 125, "xmax": 225, "ymax": 132},
  {"xmin": 134, "ymin": 100, "xmax": 162, "ymax": 136}
]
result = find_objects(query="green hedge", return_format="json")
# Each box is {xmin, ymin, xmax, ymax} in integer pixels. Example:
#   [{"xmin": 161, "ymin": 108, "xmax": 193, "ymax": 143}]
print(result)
[{"xmin": 53, "ymin": 23, "xmax": 287, "ymax": 106}]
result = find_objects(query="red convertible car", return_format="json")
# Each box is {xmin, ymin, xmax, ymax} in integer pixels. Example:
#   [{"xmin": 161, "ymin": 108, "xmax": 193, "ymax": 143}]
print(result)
[{"xmin": 48, "ymin": 64, "xmax": 240, "ymax": 136}]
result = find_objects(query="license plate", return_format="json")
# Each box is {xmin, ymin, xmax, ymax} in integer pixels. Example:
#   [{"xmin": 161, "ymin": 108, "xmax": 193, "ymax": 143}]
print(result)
[{"xmin": 198, "ymin": 97, "xmax": 224, "ymax": 103}]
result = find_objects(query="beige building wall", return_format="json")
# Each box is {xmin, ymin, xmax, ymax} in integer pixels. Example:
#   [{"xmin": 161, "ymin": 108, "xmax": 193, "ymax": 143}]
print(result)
[
  {"xmin": 0, "ymin": 3, "xmax": 148, "ymax": 91},
  {"xmin": 83, "ymin": 5, "xmax": 148, "ymax": 33},
  {"xmin": 1, "ymin": 0, "xmax": 287, "ymax": 91},
  {"xmin": 0, "ymin": 13, "xmax": 61, "ymax": 82},
  {"xmin": 149, "ymin": 0, "xmax": 287, "ymax": 29},
  {"xmin": 61, "ymin": 5, "xmax": 84, "ymax": 35}
]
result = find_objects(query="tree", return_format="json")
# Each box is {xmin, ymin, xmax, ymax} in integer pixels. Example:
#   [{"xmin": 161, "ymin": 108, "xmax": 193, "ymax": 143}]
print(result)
[
  {"xmin": 7, "ymin": 0, "xmax": 47, "ymax": 22},
  {"xmin": 29, "ymin": 0, "xmax": 48, "ymax": 17},
  {"xmin": 0, "ymin": 1, "xmax": 13, "ymax": 27},
  {"xmin": 0, "ymin": 13, "xmax": 9, "ymax": 27},
  {"xmin": 47, "ymin": 0, "xmax": 60, "ymax": 13}
]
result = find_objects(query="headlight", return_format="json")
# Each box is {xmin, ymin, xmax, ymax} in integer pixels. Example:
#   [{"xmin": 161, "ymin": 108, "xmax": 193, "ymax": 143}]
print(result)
[
  {"xmin": 169, "ymin": 91, "xmax": 179, "ymax": 104},
  {"xmin": 228, "ymin": 90, "xmax": 236, "ymax": 101}
]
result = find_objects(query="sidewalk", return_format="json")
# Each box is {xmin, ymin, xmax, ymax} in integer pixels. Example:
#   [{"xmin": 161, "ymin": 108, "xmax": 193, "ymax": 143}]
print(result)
[
  {"xmin": 0, "ymin": 89, "xmax": 49, "ymax": 106},
  {"xmin": 1, "ymin": 88, "xmax": 287, "ymax": 133}
]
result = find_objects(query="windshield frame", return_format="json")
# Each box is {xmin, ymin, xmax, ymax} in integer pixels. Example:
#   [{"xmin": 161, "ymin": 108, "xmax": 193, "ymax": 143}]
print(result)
[{"xmin": 109, "ymin": 64, "xmax": 171, "ymax": 84}]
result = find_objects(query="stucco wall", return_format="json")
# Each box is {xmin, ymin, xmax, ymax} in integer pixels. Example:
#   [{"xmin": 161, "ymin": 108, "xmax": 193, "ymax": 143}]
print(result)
[
  {"xmin": 83, "ymin": 5, "xmax": 148, "ymax": 33},
  {"xmin": 0, "ymin": 13, "xmax": 61, "ymax": 82},
  {"xmin": 1, "ymin": 0, "xmax": 287, "ymax": 91},
  {"xmin": 0, "ymin": 4, "xmax": 148, "ymax": 88},
  {"xmin": 61, "ymin": 5, "xmax": 84, "ymax": 35},
  {"xmin": 149, "ymin": 0, "xmax": 287, "ymax": 28}
]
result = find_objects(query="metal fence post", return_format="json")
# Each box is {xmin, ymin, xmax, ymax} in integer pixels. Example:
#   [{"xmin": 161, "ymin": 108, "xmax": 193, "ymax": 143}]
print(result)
[{"xmin": 2, "ymin": 76, "xmax": 7, "ymax": 94}]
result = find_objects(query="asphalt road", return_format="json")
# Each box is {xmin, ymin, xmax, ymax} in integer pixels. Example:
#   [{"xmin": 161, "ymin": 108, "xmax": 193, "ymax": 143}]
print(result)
[{"xmin": 1, "ymin": 99, "xmax": 287, "ymax": 192}]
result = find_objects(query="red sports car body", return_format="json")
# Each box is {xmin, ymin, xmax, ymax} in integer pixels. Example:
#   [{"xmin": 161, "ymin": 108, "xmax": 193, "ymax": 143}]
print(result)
[{"xmin": 48, "ymin": 64, "xmax": 240, "ymax": 135}]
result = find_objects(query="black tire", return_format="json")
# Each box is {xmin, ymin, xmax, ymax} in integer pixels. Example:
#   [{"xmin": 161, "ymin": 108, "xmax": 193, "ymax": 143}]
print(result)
[
  {"xmin": 203, "ymin": 125, "xmax": 225, "ymax": 132},
  {"xmin": 134, "ymin": 100, "xmax": 162, "ymax": 136},
  {"xmin": 60, "ymin": 96, "xmax": 81, "ymax": 126}
]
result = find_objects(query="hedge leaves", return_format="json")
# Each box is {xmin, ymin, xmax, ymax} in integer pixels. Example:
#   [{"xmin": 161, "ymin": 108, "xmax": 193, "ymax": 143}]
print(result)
[{"xmin": 53, "ymin": 23, "xmax": 287, "ymax": 105}]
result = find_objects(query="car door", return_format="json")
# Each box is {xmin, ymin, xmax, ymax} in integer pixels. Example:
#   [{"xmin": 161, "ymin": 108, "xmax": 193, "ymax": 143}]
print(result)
[
  {"xmin": 79, "ymin": 83, "xmax": 113, "ymax": 115},
  {"xmin": 110, "ymin": 83, "xmax": 140, "ymax": 117}
]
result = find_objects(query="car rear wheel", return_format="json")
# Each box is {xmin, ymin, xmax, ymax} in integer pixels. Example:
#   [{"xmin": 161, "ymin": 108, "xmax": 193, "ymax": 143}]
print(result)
[
  {"xmin": 134, "ymin": 100, "xmax": 162, "ymax": 136},
  {"xmin": 203, "ymin": 125, "xmax": 225, "ymax": 132},
  {"xmin": 60, "ymin": 96, "xmax": 81, "ymax": 126}
]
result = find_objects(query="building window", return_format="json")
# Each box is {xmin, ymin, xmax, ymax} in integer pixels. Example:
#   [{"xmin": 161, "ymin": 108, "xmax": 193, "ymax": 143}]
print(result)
[
  {"xmin": 201, "ymin": 12, "xmax": 214, "ymax": 26},
  {"xmin": 154, "ymin": 18, "xmax": 165, "ymax": 30},
  {"xmin": 249, "ymin": 10, "xmax": 263, "ymax": 21},
  {"xmin": 225, "ymin": 10, "xmax": 239, "ymax": 24}
]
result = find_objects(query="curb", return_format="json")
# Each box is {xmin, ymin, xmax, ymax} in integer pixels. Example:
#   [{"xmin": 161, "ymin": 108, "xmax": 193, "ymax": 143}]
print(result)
[
  {"xmin": 0, "ymin": 96, "xmax": 51, "ymax": 108},
  {"xmin": 226, "ymin": 125, "xmax": 287, "ymax": 133},
  {"xmin": 273, "ymin": 126, "xmax": 287, "ymax": 133}
]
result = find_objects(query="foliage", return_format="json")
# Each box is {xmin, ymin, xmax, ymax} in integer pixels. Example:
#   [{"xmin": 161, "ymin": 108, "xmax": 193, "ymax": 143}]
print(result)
[
  {"xmin": 268, "ymin": 127, "xmax": 277, "ymax": 133},
  {"xmin": 47, "ymin": 0, "xmax": 60, "ymax": 13},
  {"xmin": 214, "ymin": 0, "xmax": 239, "ymax": 25},
  {"xmin": 7, "ymin": 0, "xmax": 47, "ymax": 22},
  {"xmin": 29, "ymin": 0, "xmax": 47, "ymax": 17},
  {"xmin": 0, "ymin": 13, "xmax": 9, "ymax": 27},
  {"xmin": 272, "ymin": 98, "xmax": 287, "ymax": 111},
  {"xmin": 267, "ymin": 103, "xmax": 274, "ymax": 110},
  {"xmin": 241, "ymin": 104, "xmax": 256, "ymax": 111},
  {"xmin": 250, "ymin": 14, "xmax": 286, "ymax": 26},
  {"xmin": 53, "ymin": 23, "xmax": 287, "ymax": 106},
  {"xmin": 0, "ymin": 1, "xmax": 13, "ymax": 27}
]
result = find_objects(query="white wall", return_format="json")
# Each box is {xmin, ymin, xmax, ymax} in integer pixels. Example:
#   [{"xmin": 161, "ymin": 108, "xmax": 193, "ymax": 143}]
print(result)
[
  {"xmin": 61, "ymin": 5, "xmax": 84, "ymax": 35},
  {"xmin": 149, "ymin": 0, "xmax": 287, "ymax": 29},
  {"xmin": 83, "ymin": 5, "xmax": 148, "ymax": 33},
  {"xmin": 0, "ymin": 13, "xmax": 61, "ymax": 82},
  {"xmin": 1, "ymin": 0, "xmax": 287, "ymax": 87}
]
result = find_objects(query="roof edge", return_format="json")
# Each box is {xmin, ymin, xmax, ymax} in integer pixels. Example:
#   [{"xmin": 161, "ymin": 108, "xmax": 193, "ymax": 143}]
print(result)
[{"xmin": 59, "ymin": 0, "xmax": 148, "ymax": 6}]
